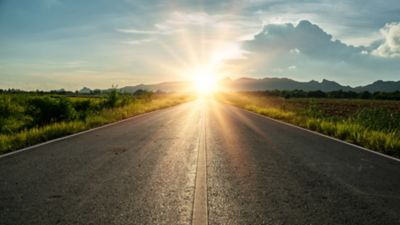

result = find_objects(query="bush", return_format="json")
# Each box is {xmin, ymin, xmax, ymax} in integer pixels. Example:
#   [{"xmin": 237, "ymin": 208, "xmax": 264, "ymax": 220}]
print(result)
[
  {"xmin": 134, "ymin": 89, "xmax": 154, "ymax": 102},
  {"xmin": 72, "ymin": 99, "xmax": 96, "ymax": 120},
  {"xmin": 105, "ymin": 88, "xmax": 120, "ymax": 108},
  {"xmin": 0, "ymin": 96, "xmax": 27, "ymax": 133},
  {"xmin": 26, "ymin": 97, "xmax": 76, "ymax": 126},
  {"xmin": 73, "ymin": 99, "xmax": 92, "ymax": 112}
]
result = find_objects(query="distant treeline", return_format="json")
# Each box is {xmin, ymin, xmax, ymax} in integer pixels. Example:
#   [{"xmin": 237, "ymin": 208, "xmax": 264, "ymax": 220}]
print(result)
[
  {"xmin": 0, "ymin": 88, "xmax": 161, "ymax": 96},
  {"xmin": 0, "ymin": 88, "xmax": 100, "ymax": 95},
  {"xmin": 251, "ymin": 89, "xmax": 400, "ymax": 100}
]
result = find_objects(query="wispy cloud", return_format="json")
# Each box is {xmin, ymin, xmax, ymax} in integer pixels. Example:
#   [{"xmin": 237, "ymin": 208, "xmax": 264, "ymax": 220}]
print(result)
[{"xmin": 121, "ymin": 38, "xmax": 155, "ymax": 45}]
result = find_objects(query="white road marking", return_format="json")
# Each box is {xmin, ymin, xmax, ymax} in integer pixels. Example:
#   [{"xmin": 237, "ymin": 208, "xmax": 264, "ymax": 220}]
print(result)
[{"xmin": 192, "ymin": 107, "xmax": 208, "ymax": 225}]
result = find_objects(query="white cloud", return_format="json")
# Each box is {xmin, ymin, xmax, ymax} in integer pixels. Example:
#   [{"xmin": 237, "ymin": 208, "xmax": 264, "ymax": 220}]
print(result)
[
  {"xmin": 155, "ymin": 11, "xmax": 261, "ymax": 40},
  {"xmin": 226, "ymin": 20, "xmax": 400, "ymax": 84},
  {"xmin": 116, "ymin": 11, "xmax": 259, "ymax": 44},
  {"xmin": 372, "ymin": 22, "xmax": 400, "ymax": 57},
  {"xmin": 165, "ymin": 12, "xmax": 215, "ymax": 26},
  {"xmin": 290, "ymin": 48, "xmax": 300, "ymax": 54},
  {"xmin": 122, "ymin": 38, "xmax": 155, "ymax": 45}
]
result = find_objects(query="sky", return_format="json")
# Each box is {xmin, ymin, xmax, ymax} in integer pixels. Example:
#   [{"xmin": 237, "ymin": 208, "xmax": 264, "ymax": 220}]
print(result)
[{"xmin": 0, "ymin": 0, "xmax": 399, "ymax": 90}]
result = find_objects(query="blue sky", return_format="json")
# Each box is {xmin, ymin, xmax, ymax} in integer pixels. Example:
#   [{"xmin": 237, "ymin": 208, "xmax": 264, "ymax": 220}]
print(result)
[{"xmin": 0, "ymin": 0, "xmax": 399, "ymax": 90}]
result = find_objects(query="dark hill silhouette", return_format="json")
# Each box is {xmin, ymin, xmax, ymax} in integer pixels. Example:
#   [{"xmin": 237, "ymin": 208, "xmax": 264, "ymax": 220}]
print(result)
[
  {"xmin": 353, "ymin": 80, "xmax": 400, "ymax": 92},
  {"xmin": 219, "ymin": 77, "xmax": 353, "ymax": 92},
  {"xmin": 119, "ymin": 77, "xmax": 400, "ymax": 93}
]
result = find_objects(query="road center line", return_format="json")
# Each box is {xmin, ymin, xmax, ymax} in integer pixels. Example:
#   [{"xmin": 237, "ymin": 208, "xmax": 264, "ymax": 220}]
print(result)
[{"xmin": 192, "ymin": 108, "xmax": 208, "ymax": 225}]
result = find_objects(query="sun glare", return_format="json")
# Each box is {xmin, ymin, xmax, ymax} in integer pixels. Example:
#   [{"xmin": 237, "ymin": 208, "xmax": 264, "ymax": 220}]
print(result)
[{"xmin": 193, "ymin": 70, "xmax": 218, "ymax": 95}]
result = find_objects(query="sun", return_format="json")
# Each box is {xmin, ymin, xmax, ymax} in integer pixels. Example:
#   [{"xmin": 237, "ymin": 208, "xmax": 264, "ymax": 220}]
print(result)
[{"xmin": 193, "ymin": 70, "xmax": 218, "ymax": 95}]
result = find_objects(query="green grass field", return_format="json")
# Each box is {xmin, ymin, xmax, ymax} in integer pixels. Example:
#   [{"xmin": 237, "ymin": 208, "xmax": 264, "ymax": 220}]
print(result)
[
  {"xmin": 217, "ymin": 92, "xmax": 400, "ymax": 158},
  {"xmin": 0, "ymin": 91, "xmax": 194, "ymax": 155}
]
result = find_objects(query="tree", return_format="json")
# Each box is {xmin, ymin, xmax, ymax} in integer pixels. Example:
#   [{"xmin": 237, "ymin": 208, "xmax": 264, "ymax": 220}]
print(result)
[{"xmin": 105, "ymin": 85, "xmax": 120, "ymax": 108}]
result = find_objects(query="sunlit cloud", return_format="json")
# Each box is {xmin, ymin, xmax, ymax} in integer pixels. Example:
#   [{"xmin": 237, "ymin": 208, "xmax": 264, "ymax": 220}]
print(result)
[
  {"xmin": 221, "ymin": 20, "xmax": 400, "ymax": 84},
  {"xmin": 115, "ymin": 10, "xmax": 261, "ymax": 84},
  {"xmin": 372, "ymin": 22, "xmax": 400, "ymax": 58}
]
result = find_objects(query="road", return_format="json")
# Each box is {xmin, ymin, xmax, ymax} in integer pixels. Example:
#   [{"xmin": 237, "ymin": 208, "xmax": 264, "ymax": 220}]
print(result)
[{"xmin": 1, "ymin": 99, "xmax": 400, "ymax": 225}]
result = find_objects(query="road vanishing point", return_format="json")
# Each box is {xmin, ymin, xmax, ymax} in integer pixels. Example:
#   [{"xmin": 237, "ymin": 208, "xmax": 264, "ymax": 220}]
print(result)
[{"xmin": 1, "ymin": 99, "xmax": 400, "ymax": 225}]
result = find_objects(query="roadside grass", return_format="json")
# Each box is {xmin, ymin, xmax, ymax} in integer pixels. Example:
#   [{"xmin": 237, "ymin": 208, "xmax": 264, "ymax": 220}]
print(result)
[
  {"xmin": 0, "ymin": 94, "xmax": 193, "ymax": 155},
  {"xmin": 217, "ymin": 92, "xmax": 400, "ymax": 158}
]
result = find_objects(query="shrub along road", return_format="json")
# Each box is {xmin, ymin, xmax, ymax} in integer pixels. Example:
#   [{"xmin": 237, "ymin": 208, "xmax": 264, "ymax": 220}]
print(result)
[{"xmin": 0, "ymin": 99, "xmax": 399, "ymax": 225}]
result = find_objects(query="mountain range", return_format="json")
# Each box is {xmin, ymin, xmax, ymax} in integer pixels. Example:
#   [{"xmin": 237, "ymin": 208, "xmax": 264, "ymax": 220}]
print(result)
[{"xmin": 118, "ymin": 77, "xmax": 400, "ymax": 93}]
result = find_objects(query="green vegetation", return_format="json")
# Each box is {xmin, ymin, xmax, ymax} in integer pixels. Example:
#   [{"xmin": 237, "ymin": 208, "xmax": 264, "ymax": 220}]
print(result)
[
  {"xmin": 217, "ymin": 92, "xmax": 400, "ymax": 158},
  {"xmin": 260, "ymin": 89, "xmax": 400, "ymax": 100},
  {"xmin": 0, "ymin": 90, "xmax": 193, "ymax": 155}
]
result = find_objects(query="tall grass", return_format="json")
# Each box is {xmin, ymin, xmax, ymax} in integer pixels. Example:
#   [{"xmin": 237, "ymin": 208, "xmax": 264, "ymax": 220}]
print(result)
[
  {"xmin": 0, "ymin": 94, "xmax": 193, "ymax": 155},
  {"xmin": 218, "ymin": 93, "xmax": 400, "ymax": 158}
]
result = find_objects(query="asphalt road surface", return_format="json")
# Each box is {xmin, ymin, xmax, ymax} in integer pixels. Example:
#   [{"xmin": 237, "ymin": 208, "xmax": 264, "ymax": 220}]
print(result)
[{"xmin": 1, "ymin": 99, "xmax": 400, "ymax": 225}]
